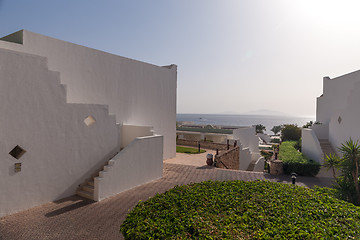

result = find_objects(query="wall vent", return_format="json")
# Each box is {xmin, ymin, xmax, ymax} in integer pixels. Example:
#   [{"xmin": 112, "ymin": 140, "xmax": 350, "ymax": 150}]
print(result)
[
  {"xmin": 14, "ymin": 163, "xmax": 22, "ymax": 172},
  {"xmin": 9, "ymin": 145, "xmax": 26, "ymax": 159},
  {"xmin": 84, "ymin": 116, "xmax": 96, "ymax": 126}
]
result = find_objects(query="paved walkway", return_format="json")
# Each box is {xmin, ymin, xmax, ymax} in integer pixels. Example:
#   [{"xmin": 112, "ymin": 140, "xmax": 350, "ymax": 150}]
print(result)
[
  {"xmin": 0, "ymin": 157, "xmax": 333, "ymax": 240},
  {"xmin": 165, "ymin": 149, "xmax": 216, "ymax": 167}
]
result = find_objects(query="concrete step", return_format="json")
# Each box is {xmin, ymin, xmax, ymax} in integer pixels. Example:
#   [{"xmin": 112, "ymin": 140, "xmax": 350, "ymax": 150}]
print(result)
[
  {"xmin": 319, "ymin": 140, "xmax": 337, "ymax": 156},
  {"xmin": 76, "ymin": 190, "xmax": 93, "ymax": 200},
  {"xmin": 82, "ymin": 184, "xmax": 94, "ymax": 193}
]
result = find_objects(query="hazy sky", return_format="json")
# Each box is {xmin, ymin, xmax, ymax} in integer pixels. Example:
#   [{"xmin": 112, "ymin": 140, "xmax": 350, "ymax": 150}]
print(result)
[{"xmin": 1, "ymin": 0, "xmax": 360, "ymax": 117}]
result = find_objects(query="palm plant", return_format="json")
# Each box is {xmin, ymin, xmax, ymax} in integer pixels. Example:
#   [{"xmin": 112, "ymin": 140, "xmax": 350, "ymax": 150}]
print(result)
[
  {"xmin": 338, "ymin": 138, "xmax": 360, "ymax": 205},
  {"xmin": 323, "ymin": 153, "xmax": 340, "ymax": 179}
]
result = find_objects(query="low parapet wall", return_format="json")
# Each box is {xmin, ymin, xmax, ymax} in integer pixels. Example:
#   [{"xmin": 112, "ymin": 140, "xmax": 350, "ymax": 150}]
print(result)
[
  {"xmin": 215, "ymin": 147, "xmax": 240, "ymax": 170},
  {"xmin": 176, "ymin": 139, "xmax": 228, "ymax": 150},
  {"xmin": 94, "ymin": 135, "xmax": 163, "ymax": 201}
]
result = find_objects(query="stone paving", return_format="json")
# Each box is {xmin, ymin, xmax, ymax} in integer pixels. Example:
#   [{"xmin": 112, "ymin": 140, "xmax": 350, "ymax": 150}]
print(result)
[{"xmin": 0, "ymin": 156, "xmax": 333, "ymax": 240}]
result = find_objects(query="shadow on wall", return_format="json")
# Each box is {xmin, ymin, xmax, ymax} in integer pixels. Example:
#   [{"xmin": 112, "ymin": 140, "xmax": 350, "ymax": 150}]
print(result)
[{"xmin": 55, "ymin": 146, "xmax": 120, "ymax": 201}]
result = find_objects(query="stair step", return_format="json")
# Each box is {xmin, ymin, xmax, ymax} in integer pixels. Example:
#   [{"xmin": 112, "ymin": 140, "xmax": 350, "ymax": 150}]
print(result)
[
  {"xmin": 88, "ymin": 180, "xmax": 94, "ymax": 187},
  {"xmin": 82, "ymin": 185, "xmax": 94, "ymax": 193},
  {"xmin": 77, "ymin": 190, "xmax": 93, "ymax": 200},
  {"xmin": 319, "ymin": 140, "xmax": 337, "ymax": 156}
]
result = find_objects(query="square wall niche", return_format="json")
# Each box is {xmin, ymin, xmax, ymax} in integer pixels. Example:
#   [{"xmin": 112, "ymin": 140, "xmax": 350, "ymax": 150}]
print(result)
[
  {"xmin": 9, "ymin": 145, "xmax": 26, "ymax": 159},
  {"xmin": 84, "ymin": 116, "xmax": 96, "ymax": 126}
]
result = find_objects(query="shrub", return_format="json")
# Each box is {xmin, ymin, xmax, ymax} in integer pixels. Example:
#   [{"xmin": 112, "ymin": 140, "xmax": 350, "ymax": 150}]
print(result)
[
  {"xmin": 270, "ymin": 138, "xmax": 280, "ymax": 143},
  {"xmin": 260, "ymin": 150, "xmax": 273, "ymax": 160},
  {"xmin": 294, "ymin": 138, "xmax": 302, "ymax": 152},
  {"xmin": 283, "ymin": 161, "xmax": 320, "ymax": 176},
  {"xmin": 281, "ymin": 124, "xmax": 301, "ymax": 141},
  {"xmin": 279, "ymin": 141, "xmax": 320, "ymax": 176},
  {"xmin": 120, "ymin": 180, "xmax": 360, "ymax": 239}
]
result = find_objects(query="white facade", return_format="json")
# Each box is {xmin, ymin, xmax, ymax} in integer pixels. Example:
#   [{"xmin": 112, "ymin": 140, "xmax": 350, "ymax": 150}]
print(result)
[
  {"xmin": 0, "ymin": 30, "xmax": 176, "ymax": 217},
  {"xmin": 231, "ymin": 126, "xmax": 263, "ymax": 171},
  {"xmin": 303, "ymin": 70, "xmax": 360, "ymax": 175}
]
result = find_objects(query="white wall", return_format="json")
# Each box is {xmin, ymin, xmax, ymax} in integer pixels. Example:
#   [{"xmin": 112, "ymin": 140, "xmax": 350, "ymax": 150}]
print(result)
[
  {"xmin": 176, "ymin": 131, "xmax": 203, "ymax": 141},
  {"xmin": 122, "ymin": 124, "xmax": 153, "ymax": 148},
  {"xmin": 232, "ymin": 127, "xmax": 259, "ymax": 153},
  {"xmin": 239, "ymin": 145, "xmax": 252, "ymax": 171},
  {"xmin": 0, "ymin": 48, "xmax": 119, "ymax": 217},
  {"xmin": 253, "ymin": 154, "xmax": 265, "ymax": 172},
  {"xmin": 311, "ymin": 123, "xmax": 329, "ymax": 140},
  {"xmin": 0, "ymin": 30, "xmax": 177, "ymax": 159},
  {"xmin": 302, "ymin": 128, "xmax": 323, "ymax": 164},
  {"xmin": 204, "ymin": 133, "xmax": 228, "ymax": 144},
  {"xmin": 328, "ymin": 81, "xmax": 360, "ymax": 152},
  {"xmin": 317, "ymin": 73, "xmax": 360, "ymax": 124},
  {"xmin": 95, "ymin": 135, "xmax": 163, "ymax": 201}
]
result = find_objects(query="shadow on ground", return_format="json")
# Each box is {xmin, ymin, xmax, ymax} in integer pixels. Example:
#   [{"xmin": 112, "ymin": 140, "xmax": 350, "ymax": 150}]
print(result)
[{"xmin": 45, "ymin": 196, "xmax": 94, "ymax": 218}]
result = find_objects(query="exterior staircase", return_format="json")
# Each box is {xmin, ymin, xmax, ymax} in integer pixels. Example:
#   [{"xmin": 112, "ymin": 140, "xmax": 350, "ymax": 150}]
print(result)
[
  {"xmin": 76, "ymin": 152, "xmax": 119, "ymax": 200},
  {"xmin": 319, "ymin": 139, "xmax": 337, "ymax": 157}
]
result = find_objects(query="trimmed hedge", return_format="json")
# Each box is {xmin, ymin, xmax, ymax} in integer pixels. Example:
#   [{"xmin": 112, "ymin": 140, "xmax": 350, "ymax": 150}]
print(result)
[
  {"xmin": 279, "ymin": 141, "xmax": 320, "ymax": 176},
  {"xmin": 120, "ymin": 180, "xmax": 360, "ymax": 239},
  {"xmin": 283, "ymin": 161, "xmax": 320, "ymax": 176}
]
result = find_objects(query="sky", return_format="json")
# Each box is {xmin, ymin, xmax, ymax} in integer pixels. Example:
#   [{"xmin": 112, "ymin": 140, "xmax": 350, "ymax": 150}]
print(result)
[{"xmin": 1, "ymin": 0, "xmax": 360, "ymax": 118}]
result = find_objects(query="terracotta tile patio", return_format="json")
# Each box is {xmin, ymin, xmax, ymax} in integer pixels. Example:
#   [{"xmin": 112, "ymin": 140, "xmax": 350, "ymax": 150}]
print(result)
[{"xmin": 0, "ymin": 153, "xmax": 333, "ymax": 240}]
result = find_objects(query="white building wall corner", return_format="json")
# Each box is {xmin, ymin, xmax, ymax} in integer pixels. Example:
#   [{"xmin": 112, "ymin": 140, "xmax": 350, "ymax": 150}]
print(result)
[
  {"xmin": 0, "ymin": 30, "xmax": 175, "ymax": 216},
  {"xmin": 0, "ymin": 48, "xmax": 120, "ymax": 217},
  {"xmin": 0, "ymin": 29, "xmax": 177, "ymax": 160}
]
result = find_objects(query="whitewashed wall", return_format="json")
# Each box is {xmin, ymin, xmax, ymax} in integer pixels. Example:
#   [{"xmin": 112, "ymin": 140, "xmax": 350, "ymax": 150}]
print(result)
[
  {"xmin": 0, "ymin": 30, "xmax": 177, "ymax": 159},
  {"xmin": 311, "ymin": 123, "xmax": 329, "ymax": 140},
  {"xmin": 232, "ymin": 127, "xmax": 259, "ymax": 153},
  {"xmin": 95, "ymin": 135, "xmax": 163, "ymax": 201},
  {"xmin": 239, "ymin": 145, "xmax": 252, "ymax": 171},
  {"xmin": 317, "ymin": 73, "xmax": 360, "ymax": 124},
  {"xmin": 0, "ymin": 48, "xmax": 119, "ymax": 217},
  {"xmin": 328, "ymin": 81, "xmax": 360, "ymax": 152},
  {"xmin": 302, "ymin": 128, "xmax": 323, "ymax": 163},
  {"xmin": 122, "ymin": 124, "xmax": 153, "ymax": 148}
]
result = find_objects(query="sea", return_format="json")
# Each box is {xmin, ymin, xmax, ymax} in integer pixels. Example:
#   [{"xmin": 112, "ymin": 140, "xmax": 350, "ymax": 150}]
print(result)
[{"xmin": 176, "ymin": 114, "xmax": 314, "ymax": 134}]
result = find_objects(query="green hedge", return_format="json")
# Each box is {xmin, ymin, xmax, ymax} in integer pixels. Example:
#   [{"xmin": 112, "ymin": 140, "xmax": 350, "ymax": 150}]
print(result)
[
  {"xmin": 283, "ymin": 161, "xmax": 320, "ymax": 176},
  {"xmin": 279, "ymin": 141, "xmax": 320, "ymax": 176},
  {"xmin": 120, "ymin": 180, "xmax": 360, "ymax": 239}
]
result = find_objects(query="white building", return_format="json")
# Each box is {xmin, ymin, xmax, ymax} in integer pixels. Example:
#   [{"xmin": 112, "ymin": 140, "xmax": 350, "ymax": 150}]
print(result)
[
  {"xmin": 0, "ymin": 30, "xmax": 177, "ymax": 217},
  {"xmin": 302, "ymin": 70, "xmax": 360, "ymax": 176}
]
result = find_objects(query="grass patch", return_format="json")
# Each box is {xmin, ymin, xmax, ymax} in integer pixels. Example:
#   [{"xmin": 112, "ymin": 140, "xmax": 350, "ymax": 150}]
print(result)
[
  {"xmin": 279, "ymin": 141, "xmax": 320, "ymax": 176},
  {"xmin": 176, "ymin": 146, "xmax": 205, "ymax": 154},
  {"xmin": 120, "ymin": 180, "xmax": 360, "ymax": 239}
]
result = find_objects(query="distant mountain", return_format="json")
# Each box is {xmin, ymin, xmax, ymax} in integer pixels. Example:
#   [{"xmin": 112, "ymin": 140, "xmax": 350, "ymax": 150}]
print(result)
[
  {"xmin": 216, "ymin": 111, "xmax": 241, "ymax": 115},
  {"xmin": 243, "ymin": 109, "xmax": 290, "ymax": 116}
]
